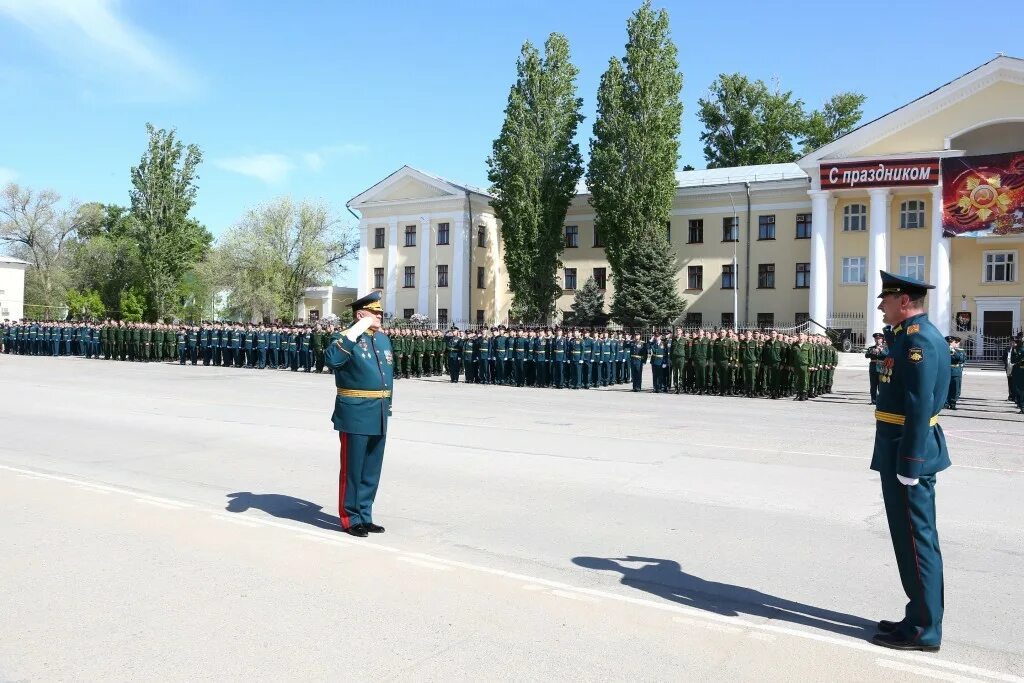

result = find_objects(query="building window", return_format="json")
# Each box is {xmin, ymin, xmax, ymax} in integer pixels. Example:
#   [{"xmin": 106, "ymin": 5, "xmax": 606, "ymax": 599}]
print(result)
[
  {"xmin": 476, "ymin": 309, "xmax": 485, "ymax": 325},
  {"xmin": 666, "ymin": 220, "xmax": 672, "ymax": 243},
  {"xmin": 795, "ymin": 213, "xmax": 811, "ymax": 239},
  {"xmin": 403, "ymin": 308, "xmax": 414, "ymax": 319},
  {"xmin": 477, "ymin": 225, "xmax": 486, "ymax": 248},
  {"xmin": 593, "ymin": 267, "xmax": 607, "ymax": 290},
  {"xmin": 723, "ymin": 216, "xmax": 739, "ymax": 242},
  {"xmin": 898, "ymin": 255, "xmax": 926, "ymax": 281},
  {"xmin": 984, "ymin": 251, "xmax": 1016, "ymax": 283},
  {"xmin": 721, "ymin": 312, "xmax": 734, "ymax": 329},
  {"xmin": 757, "ymin": 263, "xmax": 775, "ymax": 289},
  {"xmin": 758, "ymin": 215, "xmax": 776, "ymax": 240},
  {"xmin": 477, "ymin": 266, "xmax": 485, "ymax": 289},
  {"xmin": 841, "ymin": 256, "xmax": 866, "ymax": 284},
  {"xmin": 900, "ymin": 200, "xmax": 926, "ymax": 229},
  {"xmin": 688, "ymin": 219, "xmax": 704, "ymax": 244},
  {"xmin": 757, "ymin": 313, "xmax": 774, "ymax": 329},
  {"xmin": 373, "ymin": 227, "xmax": 385, "ymax": 249},
  {"xmin": 795, "ymin": 312, "xmax": 810, "ymax": 326},
  {"xmin": 404, "ymin": 224, "xmax": 416, "ymax": 247},
  {"xmin": 795, "ymin": 262, "xmax": 810, "ymax": 289},
  {"xmin": 436, "ymin": 264, "xmax": 448, "ymax": 288},
  {"xmin": 684, "ymin": 312, "xmax": 702, "ymax": 328},
  {"xmin": 437, "ymin": 222, "xmax": 449, "ymax": 245},
  {"xmin": 403, "ymin": 266, "xmax": 415, "ymax": 288},
  {"xmin": 721, "ymin": 264, "xmax": 735, "ymax": 289},
  {"xmin": 564, "ymin": 225, "xmax": 579, "ymax": 248},
  {"xmin": 438, "ymin": 308, "xmax": 448, "ymax": 327},
  {"xmin": 843, "ymin": 204, "xmax": 867, "ymax": 232},
  {"xmin": 687, "ymin": 265, "xmax": 703, "ymax": 290},
  {"xmin": 564, "ymin": 268, "xmax": 577, "ymax": 291},
  {"xmin": 593, "ymin": 226, "xmax": 605, "ymax": 248},
  {"xmin": 373, "ymin": 267, "xmax": 384, "ymax": 289}
]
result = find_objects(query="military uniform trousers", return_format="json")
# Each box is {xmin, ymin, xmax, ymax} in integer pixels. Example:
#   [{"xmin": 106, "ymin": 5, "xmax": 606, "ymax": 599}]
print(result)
[
  {"xmin": 447, "ymin": 354, "xmax": 461, "ymax": 382},
  {"xmin": 879, "ymin": 472, "xmax": 944, "ymax": 646},
  {"xmin": 338, "ymin": 431, "xmax": 386, "ymax": 531},
  {"xmin": 946, "ymin": 375, "xmax": 961, "ymax": 408},
  {"xmin": 630, "ymin": 359, "xmax": 644, "ymax": 391},
  {"xmin": 869, "ymin": 369, "xmax": 881, "ymax": 403}
]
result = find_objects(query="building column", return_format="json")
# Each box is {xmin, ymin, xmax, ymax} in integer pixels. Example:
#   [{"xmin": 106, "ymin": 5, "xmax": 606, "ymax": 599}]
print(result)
[
  {"xmin": 928, "ymin": 185, "xmax": 951, "ymax": 336},
  {"xmin": 356, "ymin": 220, "xmax": 369, "ymax": 298},
  {"xmin": 417, "ymin": 216, "xmax": 431, "ymax": 316},
  {"xmin": 450, "ymin": 215, "xmax": 468, "ymax": 325},
  {"xmin": 866, "ymin": 188, "xmax": 891, "ymax": 335},
  {"xmin": 385, "ymin": 218, "xmax": 399, "ymax": 318},
  {"xmin": 826, "ymin": 194, "xmax": 837, "ymax": 316},
  {"xmin": 323, "ymin": 289, "xmax": 333, "ymax": 319},
  {"xmin": 808, "ymin": 190, "xmax": 831, "ymax": 333},
  {"xmin": 487, "ymin": 216, "xmax": 500, "ymax": 325}
]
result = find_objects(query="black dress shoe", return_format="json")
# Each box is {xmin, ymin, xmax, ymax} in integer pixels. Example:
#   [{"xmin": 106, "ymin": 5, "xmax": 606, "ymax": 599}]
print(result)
[
  {"xmin": 871, "ymin": 632, "xmax": 939, "ymax": 652},
  {"xmin": 363, "ymin": 523, "xmax": 385, "ymax": 533},
  {"xmin": 877, "ymin": 620, "xmax": 899, "ymax": 633},
  {"xmin": 344, "ymin": 525, "xmax": 368, "ymax": 537}
]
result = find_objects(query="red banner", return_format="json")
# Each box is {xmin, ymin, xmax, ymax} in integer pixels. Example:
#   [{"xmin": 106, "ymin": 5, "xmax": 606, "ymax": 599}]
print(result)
[{"xmin": 942, "ymin": 150, "xmax": 1024, "ymax": 237}]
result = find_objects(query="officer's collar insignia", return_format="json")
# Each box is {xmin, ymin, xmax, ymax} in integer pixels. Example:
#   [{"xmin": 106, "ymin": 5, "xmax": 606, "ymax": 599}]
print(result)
[
  {"xmin": 906, "ymin": 324, "xmax": 920, "ymax": 335},
  {"xmin": 908, "ymin": 347, "xmax": 924, "ymax": 363},
  {"xmin": 893, "ymin": 324, "xmax": 904, "ymax": 335}
]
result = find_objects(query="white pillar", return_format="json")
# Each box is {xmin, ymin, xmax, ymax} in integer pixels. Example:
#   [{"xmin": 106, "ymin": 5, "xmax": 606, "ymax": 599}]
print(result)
[
  {"xmin": 417, "ymin": 216, "xmax": 431, "ymax": 316},
  {"xmin": 323, "ymin": 290, "xmax": 332, "ymax": 319},
  {"xmin": 451, "ymin": 215, "xmax": 467, "ymax": 325},
  {"xmin": 384, "ymin": 218, "xmax": 399, "ymax": 318},
  {"xmin": 928, "ymin": 185, "xmax": 951, "ymax": 336},
  {"xmin": 866, "ymin": 188, "xmax": 891, "ymax": 335},
  {"xmin": 826, "ymin": 194, "xmax": 837, "ymax": 316},
  {"xmin": 356, "ymin": 219, "xmax": 369, "ymax": 297},
  {"xmin": 808, "ymin": 190, "xmax": 830, "ymax": 333},
  {"xmin": 487, "ymin": 217, "xmax": 500, "ymax": 325}
]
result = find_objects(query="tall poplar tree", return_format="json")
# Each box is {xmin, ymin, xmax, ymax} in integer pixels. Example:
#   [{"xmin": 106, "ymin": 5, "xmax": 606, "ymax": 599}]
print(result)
[
  {"xmin": 587, "ymin": 1, "xmax": 684, "ymax": 327},
  {"xmin": 488, "ymin": 33, "xmax": 584, "ymax": 323}
]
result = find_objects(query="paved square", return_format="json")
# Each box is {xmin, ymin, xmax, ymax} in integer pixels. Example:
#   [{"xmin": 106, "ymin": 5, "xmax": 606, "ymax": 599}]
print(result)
[{"xmin": 1, "ymin": 355, "xmax": 1021, "ymax": 681}]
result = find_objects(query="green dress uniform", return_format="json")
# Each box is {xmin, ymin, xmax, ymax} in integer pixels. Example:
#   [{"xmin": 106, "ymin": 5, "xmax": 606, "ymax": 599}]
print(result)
[
  {"xmin": 324, "ymin": 293, "xmax": 394, "ymax": 535},
  {"xmin": 870, "ymin": 272, "xmax": 950, "ymax": 652},
  {"xmin": 944, "ymin": 338, "xmax": 966, "ymax": 409},
  {"xmin": 446, "ymin": 335, "xmax": 461, "ymax": 382},
  {"xmin": 1011, "ymin": 339, "xmax": 1024, "ymax": 413}
]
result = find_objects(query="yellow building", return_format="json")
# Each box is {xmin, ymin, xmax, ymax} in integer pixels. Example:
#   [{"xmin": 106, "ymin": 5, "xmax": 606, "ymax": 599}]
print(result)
[{"xmin": 350, "ymin": 55, "xmax": 1024, "ymax": 354}]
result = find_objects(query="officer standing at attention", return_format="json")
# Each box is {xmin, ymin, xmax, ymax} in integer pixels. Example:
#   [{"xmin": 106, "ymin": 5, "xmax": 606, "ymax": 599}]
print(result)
[
  {"xmin": 865, "ymin": 332, "xmax": 888, "ymax": 405},
  {"xmin": 324, "ymin": 291, "xmax": 394, "ymax": 538},
  {"xmin": 1008, "ymin": 334, "xmax": 1024, "ymax": 413},
  {"xmin": 870, "ymin": 270, "xmax": 950, "ymax": 653},
  {"xmin": 944, "ymin": 336, "xmax": 966, "ymax": 410}
]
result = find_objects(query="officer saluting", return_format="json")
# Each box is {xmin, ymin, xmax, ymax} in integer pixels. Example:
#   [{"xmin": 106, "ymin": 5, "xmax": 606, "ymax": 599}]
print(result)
[
  {"xmin": 870, "ymin": 270, "xmax": 951, "ymax": 653},
  {"xmin": 324, "ymin": 291, "xmax": 395, "ymax": 538}
]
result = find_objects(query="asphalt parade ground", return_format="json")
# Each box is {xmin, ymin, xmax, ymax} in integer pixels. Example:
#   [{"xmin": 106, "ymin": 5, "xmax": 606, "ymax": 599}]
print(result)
[{"xmin": 1, "ymin": 354, "xmax": 1022, "ymax": 682}]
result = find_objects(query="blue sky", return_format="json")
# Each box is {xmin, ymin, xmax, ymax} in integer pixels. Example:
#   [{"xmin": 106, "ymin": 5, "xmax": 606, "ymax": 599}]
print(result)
[{"xmin": 0, "ymin": 0, "xmax": 1018, "ymax": 287}]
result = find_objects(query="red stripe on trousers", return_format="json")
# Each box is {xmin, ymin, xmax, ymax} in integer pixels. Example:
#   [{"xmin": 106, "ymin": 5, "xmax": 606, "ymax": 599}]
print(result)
[
  {"xmin": 338, "ymin": 432, "xmax": 351, "ymax": 530},
  {"xmin": 903, "ymin": 485, "xmax": 927, "ymax": 641}
]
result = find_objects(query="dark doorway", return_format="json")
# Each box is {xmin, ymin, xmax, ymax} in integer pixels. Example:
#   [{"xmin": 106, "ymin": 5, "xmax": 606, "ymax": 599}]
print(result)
[{"xmin": 983, "ymin": 310, "xmax": 1012, "ymax": 338}]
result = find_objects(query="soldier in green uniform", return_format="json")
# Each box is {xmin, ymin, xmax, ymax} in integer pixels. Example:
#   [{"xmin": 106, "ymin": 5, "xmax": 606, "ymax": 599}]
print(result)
[
  {"xmin": 1011, "ymin": 334, "xmax": 1024, "ymax": 413},
  {"xmin": 739, "ymin": 331, "xmax": 759, "ymax": 398},
  {"xmin": 411, "ymin": 329, "xmax": 425, "ymax": 378},
  {"xmin": 446, "ymin": 329, "xmax": 462, "ymax": 382},
  {"xmin": 629, "ymin": 333, "xmax": 647, "ymax": 392},
  {"xmin": 944, "ymin": 336, "xmax": 966, "ymax": 410},
  {"xmin": 461, "ymin": 329, "xmax": 476, "ymax": 383},
  {"xmin": 790, "ymin": 332, "xmax": 811, "ymax": 401},
  {"xmin": 325, "ymin": 291, "xmax": 394, "ymax": 538},
  {"xmin": 869, "ymin": 270, "xmax": 950, "ymax": 653}
]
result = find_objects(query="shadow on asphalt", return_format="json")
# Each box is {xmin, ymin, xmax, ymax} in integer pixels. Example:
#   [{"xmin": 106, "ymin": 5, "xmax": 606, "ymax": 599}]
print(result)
[
  {"xmin": 225, "ymin": 492, "xmax": 340, "ymax": 531},
  {"xmin": 572, "ymin": 555, "xmax": 876, "ymax": 640}
]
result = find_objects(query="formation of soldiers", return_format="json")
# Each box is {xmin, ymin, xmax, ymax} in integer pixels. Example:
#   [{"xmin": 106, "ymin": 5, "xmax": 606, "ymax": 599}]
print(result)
[
  {"xmin": 0, "ymin": 320, "xmax": 341, "ymax": 372},
  {"xmin": 2, "ymin": 319, "xmax": 840, "ymax": 399},
  {"xmin": 422, "ymin": 326, "xmax": 838, "ymax": 400}
]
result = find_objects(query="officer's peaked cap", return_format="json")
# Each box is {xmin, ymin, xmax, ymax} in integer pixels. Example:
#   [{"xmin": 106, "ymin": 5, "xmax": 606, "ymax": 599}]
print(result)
[
  {"xmin": 350, "ymin": 290, "xmax": 383, "ymax": 313},
  {"xmin": 878, "ymin": 270, "xmax": 935, "ymax": 298}
]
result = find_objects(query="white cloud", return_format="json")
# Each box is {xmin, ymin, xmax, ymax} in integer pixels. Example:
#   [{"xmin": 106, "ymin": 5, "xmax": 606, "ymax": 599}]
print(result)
[
  {"xmin": 216, "ymin": 154, "xmax": 295, "ymax": 184},
  {"xmin": 0, "ymin": 0, "xmax": 198, "ymax": 99},
  {"xmin": 0, "ymin": 167, "xmax": 16, "ymax": 185},
  {"xmin": 301, "ymin": 143, "xmax": 367, "ymax": 172},
  {"xmin": 302, "ymin": 152, "xmax": 325, "ymax": 172}
]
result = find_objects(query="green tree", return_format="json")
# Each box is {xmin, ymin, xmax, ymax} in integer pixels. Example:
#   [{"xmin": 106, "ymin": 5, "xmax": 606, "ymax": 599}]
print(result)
[
  {"xmin": 800, "ymin": 92, "xmax": 867, "ymax": 154},
  {"xmin": 119, "ymin": 289, "xmax": 145, "ymax": 322},
  {"xmin": 129, "ymin": 123, "xmax": 212, "ymax": 320},
  {"xmin": 219, "ymin": 197, "xmax": 356, "ymax": 321},
  {"xmin": 568, "ymin": 276, "xmax": 606, "ymax": 326},
  {"xmin": 487, "ymin": 33, "xmax": 584, "ymax": 324},
  {"xmin": 697, "ymin": 74, "xmax": 805, "ymax": 168},
  {"xmin": 587, "ymin": 1, "xmax": 684, "ymax": 327},
  {"xmin": 70, "ymin": 204, "xmax": 145, "ymax": 315},
  {"xmin": 65, "ymin": 288, "xmax": 106, "ymax": 319}
]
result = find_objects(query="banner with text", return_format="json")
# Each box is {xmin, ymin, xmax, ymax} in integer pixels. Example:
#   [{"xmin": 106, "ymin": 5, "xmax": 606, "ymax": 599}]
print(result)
[
  {"xmin": 820, "ymin": 158, "xmax": 939, "ymax": 190},
  {"xmin": 942, "ymin": 150, "xmax": 1024, "ymax": 237}
]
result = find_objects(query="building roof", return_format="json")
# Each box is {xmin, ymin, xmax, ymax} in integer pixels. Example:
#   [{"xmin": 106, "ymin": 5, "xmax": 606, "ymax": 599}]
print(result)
[
  {"xmin": 348, "ymin": 165, "xmax": 493, "ymax": 208},
  {"xmin": 574, "ymin": 162, "xmax": 807, "ymax": 194},
  {"xmin": 0, "ymin": 255, "xmax": 31, "ymax": 265}
]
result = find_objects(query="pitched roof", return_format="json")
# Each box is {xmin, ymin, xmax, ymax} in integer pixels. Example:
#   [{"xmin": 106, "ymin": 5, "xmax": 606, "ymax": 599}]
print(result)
[
  {"xmin": 574, "ymin": 162, "xmax": 807, "ymax": 194},
  {"xmin": 0, "ymin": 255, "xmax": 31, "ymax": 265}
]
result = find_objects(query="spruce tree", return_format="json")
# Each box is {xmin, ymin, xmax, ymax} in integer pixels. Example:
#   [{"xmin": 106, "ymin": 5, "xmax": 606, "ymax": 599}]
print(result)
[
  {"xmin": 488, "ymin": 34, "xmax": 584, "ymax": 323},
  {"xmin": 587, "ymin": 1, "xmax": 684, "ymax": 327},
  {"xmin": 570, "ymin": 276, "xmax": 606, "ymax": 326}
]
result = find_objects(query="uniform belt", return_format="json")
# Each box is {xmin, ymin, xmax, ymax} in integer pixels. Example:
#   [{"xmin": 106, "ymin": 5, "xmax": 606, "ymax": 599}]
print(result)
[
  {"xmin": 874, "ymin": 410, "xmax": 939, "ymax": 427},
  {"xmin": 631, "ymin": 355, "xmax": 643, "ymax": 359},
  {"xmin": 337, "ymin": 388, "xmax": 391, "ymax": 398}
]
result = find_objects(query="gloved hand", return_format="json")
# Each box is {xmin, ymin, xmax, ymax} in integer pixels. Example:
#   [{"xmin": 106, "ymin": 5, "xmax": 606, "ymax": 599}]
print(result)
[
  {"xmin": 345, "ymin": 316, "xmax": 374, "ymax": 342},
  {"xmin": 897, "ymin": 474, "xmax": 919, "ymax": 486}
]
